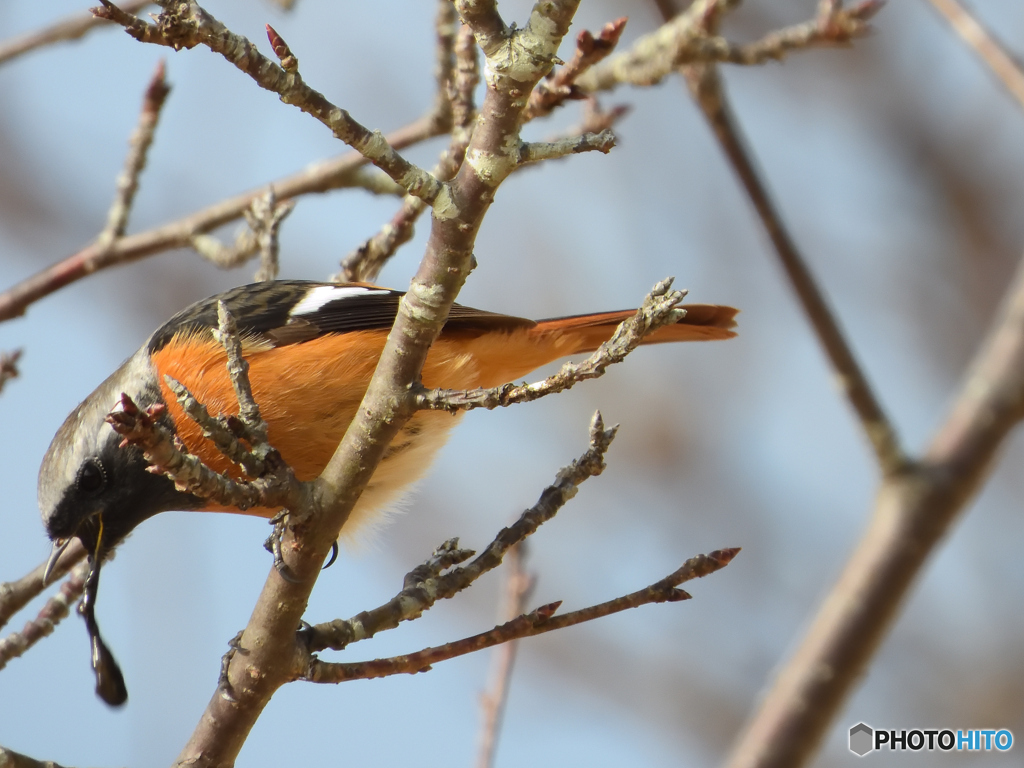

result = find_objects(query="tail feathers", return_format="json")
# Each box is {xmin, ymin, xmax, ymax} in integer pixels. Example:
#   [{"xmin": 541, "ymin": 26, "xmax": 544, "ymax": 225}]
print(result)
[{"xmin": 532, "ymin": 304, "xmax": 738, "ymax": 355}]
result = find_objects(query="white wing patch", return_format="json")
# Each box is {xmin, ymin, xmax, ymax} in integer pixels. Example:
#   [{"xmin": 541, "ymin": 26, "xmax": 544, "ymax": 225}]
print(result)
[{"xmin": 290, "ymin": 285, "xmax": 390, "ymax": 318}]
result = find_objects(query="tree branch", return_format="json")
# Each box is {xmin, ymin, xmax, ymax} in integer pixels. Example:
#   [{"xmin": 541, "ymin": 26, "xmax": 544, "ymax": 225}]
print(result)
[
  {"xmin": 0, "ymin": 115, "xmax": 443, "ymax": 323},
  {"xmin": 0, "ymin": 540, "xmax": 86, "ymax": 632},
  {"xmin": 175, "ymin": 4, "xmax": 585, "ymax": 764},
  {"xmin": 303, "ymin": 547, "xmax": 739, "ymax": 683},
  {"xmin": 0, "ymin": 559, "xmax": 90, "ymax": 671},
  {"xmin": 0, "ymin": 349, "xmax": 21, "ymax": 395},
  {"xmin": 93, "ymin": 1, "xmax": 442, "ymax": 202},
  {"xmin": 0, "ymin": 0, "xmax": 151, "ymax": 66},
  {"xmin": 303, "ymin": 412, "xmax": 615, "ymax": 655},
  {"xmin": 96, "ymin": 59, "xmax": 171, "ymax": 250},
  {"xmin": 415, "ymin": 278, "xmax": 690, "ymax": 412},
  {"xmin": 476, "ymin": 542, "xmax": 534, "ymax": 768},
  {"xmin": 578, "ymin": 0, "xmax": 883, "ymax": 93},
  {"xmin": 723, "ymin": 254, "xmax": 1024, "ymax": 767},
  {"xmin": 677, "ymin": 36, "xmax": 904, "ymax": 474},
  {"xmin": 926, "ymin": 0, "xmax": 1024, "ymax": 111}
]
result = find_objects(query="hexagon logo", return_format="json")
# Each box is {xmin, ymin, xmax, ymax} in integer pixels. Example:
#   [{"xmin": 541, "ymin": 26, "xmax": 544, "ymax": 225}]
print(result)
[{"xmin": 850, "ymin": 722, "xmax": 874, "ymax": 756}]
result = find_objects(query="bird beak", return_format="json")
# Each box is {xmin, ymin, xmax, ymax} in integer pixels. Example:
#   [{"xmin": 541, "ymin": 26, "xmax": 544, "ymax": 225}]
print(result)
[{"xmin": 43, "ymin": 537, "xmax": 72, "ymax": 586}]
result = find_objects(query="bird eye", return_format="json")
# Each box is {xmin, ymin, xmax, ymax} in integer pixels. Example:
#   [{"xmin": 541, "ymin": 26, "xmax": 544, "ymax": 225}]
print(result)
[{"xmin": 77, "ymin": 459, "xmax": 107, "ymax": 496}]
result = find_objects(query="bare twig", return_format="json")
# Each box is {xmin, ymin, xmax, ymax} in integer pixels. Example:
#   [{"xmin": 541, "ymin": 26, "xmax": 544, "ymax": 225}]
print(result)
[
  {"xmin": 107, "ymin": 393, "xmax": 264, "ymax": 511},
  {"xmin": 0, "ymin": 349, "xmax": 22, "ymax": 395},
  {"xmin": 338, "ymin": 23, "xmax": 479, "ymax": 283},
  {"xmin": 415, "ymin": 278, "xmax": 690, "ymax": 412},
  {"xmin": 725, "ymin": 253, "xmax": 1024, "ymax": 766},
  {"xmin": 523, "ymin": 16, "xmax": 628, "ymax": 122},
  {"xmin": 0, "ymin": 560, "xmax": 90, "ymax": 670},
  {"xmin": 0, "ymin": 0, "xmax": 151, "ymax": 66},
  {"xmin": 519, "ymin": 130, "xmax": 616, "ymax": 165},
  {"xmin": 926, "ymin": 0, "xmax": 1024, "ymax": 111},
  {"xmin": 304, "ymin": 548, "xmax": 739, "ymax": 683},
  {"xmin": 304, "ymin": 412, "xmax": 615, "ymax": 654},
  {"xmin": 212, "ymin": 303, "xmax": 269, "ymax": 446},
  {"xmin": 188, "ymin": 230, "xmax": 259, "ymax": 269},
  {"xmin": 0, "ymin": 539, "xmax": 86, "ymax": 632},
  {"xmin": 243, "ymin": 190, "xmax": 295, "ymax": 282},
  {"xmin": 109, "ymin": 300, "xmax": 297, "ymax": 514},
  {"xmin": 578, "ymin": 0, "xmax": 883, "ymax": 93},
  {"xmin": 97, "ymin": 59, "xmax": 171, "ymax": 249},
  {"xmin": 93, "ymin": 1, "xmax": 442, "ymax": 203},
  {"xmin": 476, "ymin": 542, "xmax": 534, "ymax": 768},
  {"xmin": 0, "ymin": 115, "xmax": 441, "ymax": 323},
  {"xmin": 163, "ymin": 377, "xmax": 265, "ymax": 478},
  {"xmin": 431, "ymin": 0, "xmax": 459, "ymax": 132}
]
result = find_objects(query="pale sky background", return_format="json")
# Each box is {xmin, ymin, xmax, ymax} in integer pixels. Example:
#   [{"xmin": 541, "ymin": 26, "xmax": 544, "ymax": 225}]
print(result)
[{"xmin": 2, "ymin": 1, "xmax": 1024, "ymax": 766}]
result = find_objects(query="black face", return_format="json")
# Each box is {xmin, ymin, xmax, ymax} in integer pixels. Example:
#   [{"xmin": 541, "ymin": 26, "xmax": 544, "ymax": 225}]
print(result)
[{"xmin": 43, "ymin": 436, "xmax": 199, "ymax": 559}]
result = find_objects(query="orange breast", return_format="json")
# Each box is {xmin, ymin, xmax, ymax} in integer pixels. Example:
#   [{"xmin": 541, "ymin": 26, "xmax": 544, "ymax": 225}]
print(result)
[{"xmin": 150, "ymin": 328, "xmax": 568, "ymax": 524}]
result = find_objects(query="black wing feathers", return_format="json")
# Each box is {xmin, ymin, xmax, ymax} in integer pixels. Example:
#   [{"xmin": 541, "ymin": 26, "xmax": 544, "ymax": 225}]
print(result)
[{"xmin": 147, "ymin": 280, "xmax": 534, "ymax": 353}]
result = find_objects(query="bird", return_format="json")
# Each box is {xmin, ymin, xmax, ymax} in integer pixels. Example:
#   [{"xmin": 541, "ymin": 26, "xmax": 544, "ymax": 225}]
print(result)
[
  {"xmin": 37, "ymin": 279, "xmax": 736, "ymax": 706},
  {"xmin": 39, "ymin": 279, "xmax": 737, "ymax": 564}
]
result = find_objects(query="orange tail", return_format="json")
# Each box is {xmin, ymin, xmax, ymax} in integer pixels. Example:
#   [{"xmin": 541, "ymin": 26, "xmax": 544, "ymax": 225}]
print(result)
[{"xmin": 530, "ymin": 304, "xmax": 739, "ymax": 354}]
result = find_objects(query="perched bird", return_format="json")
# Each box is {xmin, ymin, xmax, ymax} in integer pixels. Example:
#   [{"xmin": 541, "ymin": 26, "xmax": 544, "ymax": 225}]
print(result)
[
  {"xmin": 39, "ymin": 280, "xmax": 737, "ymax": 562},
  {"xmin": 37, "ymin": 279, "xmax": 736, "ymax": 706}
]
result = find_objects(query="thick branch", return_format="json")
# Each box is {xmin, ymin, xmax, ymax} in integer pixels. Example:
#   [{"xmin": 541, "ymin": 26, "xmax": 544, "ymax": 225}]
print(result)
[
  {"xmin": 683, "ymin": 62, "xmax": 904, "ymax": 473},
  {"xmin": 176, "ymin": 4, "xmax": 584, "ymax": 765},
  {"xmin": 724, "ymin": 254, "xmax": 1024, "ymax": 767}
]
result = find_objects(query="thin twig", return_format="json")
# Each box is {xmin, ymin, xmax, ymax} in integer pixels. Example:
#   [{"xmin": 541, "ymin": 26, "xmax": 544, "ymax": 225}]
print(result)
[
  {"xmin": 476, "ymin": 542, "xmax": 534, "ymax": 768},
  {"xmin": 0, "ymin": 0, "xmax": 151, "ymax": 66},
  {"xmin": 106, "ymin": 393, "xmax": 264, "ymax": 510},
  {"xmin": 0, "ymin": 559, "xmax": 90, "ymax": 670},
  {"xmin": 519, "ymin": 130, "xmax": 616, "ymax": 165},
  {"xmin": 97, "ymin": 59, "xmax": 171, "ymax": 249},
  {"xmin": 337, "ymin": 22, "xmax": 479, "ymax": 283},
  {"xmin": 578, "ymin": 0, "xmax": 882, "ymax": 93},
  {"xmin": 926, "ymin": 0, "xmax": 1024, "ymax": 111},
  {"xmin": 213, "ymin": 302, "xmax": 268, "ymax": 445},
  {"xmin": 304, "ymin": 548, "xmax": 739, "ymax": 683},
  {"xmin": 303, "ymin": 412, "xmax": 615, "ymax": 653},
  {"xmin": 0, "ymin": 349, "xmax": 22, "ymax": 395},
  {"xmin": 163, "ymin": 376, "xmax": 265, "ymax": 477},
  {"xmin": 0, "ymin": 539, "xmax": 86, "ymax": 631},
  {"xmin": 523, "ymin": 16, "xmax": 628, "ymax": 122},
  {"xmin": 93, "ymin": 1, "xmax": 442, "ymax": 203},
  {"xmin": 415, "ymin": 278, "xmax": 692, "ymax": 412},
  {"xmin": 0, "ymin": 112, "xmax": 441, "ymax": 323},
  {"xmin": 243, "ymin": 190, "xmax": 295, "ymax": 282}
]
